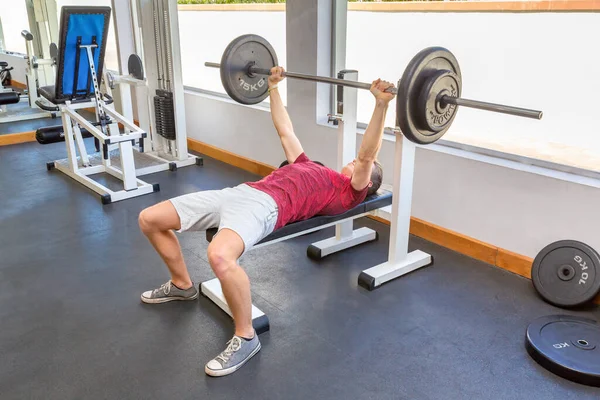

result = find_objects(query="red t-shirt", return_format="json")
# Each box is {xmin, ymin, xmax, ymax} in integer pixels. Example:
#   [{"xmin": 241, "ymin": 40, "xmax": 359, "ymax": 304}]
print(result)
[{"xmin": 246, "ymin": 153, "xmax": 369, "ymax": 230}]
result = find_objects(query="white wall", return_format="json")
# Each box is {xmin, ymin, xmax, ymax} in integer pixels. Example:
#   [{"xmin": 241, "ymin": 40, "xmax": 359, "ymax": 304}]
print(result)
[
  {"xmin": 184, "ymin": 1, "xmax": 600, "ymax": 258},
  {"xmin": 179, "ymin": 10, "xmax": 287, "ymax": 104}
]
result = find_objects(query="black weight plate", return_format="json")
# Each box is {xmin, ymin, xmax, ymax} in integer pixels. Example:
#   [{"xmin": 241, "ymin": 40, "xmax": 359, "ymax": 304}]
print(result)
[
  {"xmin": 532, "ymin": 240, "xmax": 600, "ymax": 307},
  {"xmin": 220, "ymin": 34, "xmax": 277, "ymax": 105},
  {"xmin": 128, "ymin": 54, "xmax": 144, "ymax": 80},
  {"xmin": 49, "ymin": 43, "xmax": 58, "ymax": 60},
  {"xmin": 525, "ymin": 315, "xmax": 600, "ymax": 387},
  {"xmin": 397, "ymin": 47, "xmax": 461, "ymax": 145}
]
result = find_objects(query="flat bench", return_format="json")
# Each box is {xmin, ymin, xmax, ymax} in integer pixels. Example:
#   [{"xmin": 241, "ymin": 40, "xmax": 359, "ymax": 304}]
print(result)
[
  {"xmin": 205, "ymin": 189, "xmax": 392, "ymax": 247},
  {"xmin": 201, "ymin": 188, "xmax": 392, "ymax": 334}
]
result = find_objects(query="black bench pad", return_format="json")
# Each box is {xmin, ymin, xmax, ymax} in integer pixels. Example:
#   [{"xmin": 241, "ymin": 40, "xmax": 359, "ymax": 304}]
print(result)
[
  {"xmin": 39, "ymin": 85, "xmax": 59, "ymax": 104},
  {"xmin": 206, "ymin": 189, "xmax": 392, "ymax": 244}
]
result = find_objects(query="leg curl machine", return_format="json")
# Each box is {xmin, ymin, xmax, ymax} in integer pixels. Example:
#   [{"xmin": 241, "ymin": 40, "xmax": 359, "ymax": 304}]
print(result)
[{"xmin": 38, "ymin": 6, "xmax": 160, "ymax": 204}]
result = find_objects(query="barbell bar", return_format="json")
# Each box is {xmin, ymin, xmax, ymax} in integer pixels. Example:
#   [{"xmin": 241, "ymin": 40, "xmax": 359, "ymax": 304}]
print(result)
[
  {"xmin": 205, "ymin": 61, "xmax": 542, "ymax": 121},
  {"xmin": 204, "ymin": 34, "xmax": 543, "ymax": 145}
]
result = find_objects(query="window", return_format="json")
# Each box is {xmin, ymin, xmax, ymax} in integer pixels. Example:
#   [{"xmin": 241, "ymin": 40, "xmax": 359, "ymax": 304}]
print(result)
[
  {"xmin": 178, "ymin": 5, "xmax": 287, "ymax": 104},
  {"xmin": 345, "ymin": 2, "xmax": 600, "ymax": 174},
  {"xmin": 0, "ymin": 1, "xmax": 118, "ymax": 70},
  {"xmin": 1, "ymin": 2, "xmax": 31, "ymax": 55}
]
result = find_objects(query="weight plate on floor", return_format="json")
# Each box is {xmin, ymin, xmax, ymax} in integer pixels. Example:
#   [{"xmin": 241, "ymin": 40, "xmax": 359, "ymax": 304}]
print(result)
[
  {"xmin": 397, "ymin": 47, "xmax": 461, "ymax": 145},
  {"xmin": 128, "ymin": 54, "xmax": 144, "ymax": 80},
  {"xmin": 220, "ymin": 34, "xmax": 277, "ymax": 105},
  {"xmin": 525, "ymin": 315, "xmax": 600, "ymax": 387},
  {"xmin": 532, "ymin": 240, "xmax": 600, "ymax": 307}
]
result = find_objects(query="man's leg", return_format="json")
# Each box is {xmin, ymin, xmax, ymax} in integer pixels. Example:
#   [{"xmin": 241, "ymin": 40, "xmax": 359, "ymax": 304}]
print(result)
[
  {"xmin": 206, "ymin": 228, "xmax": 253, "ymax": 338},
  {"xmin": 204, "ymin": 228, "xmax": 261, "ymax": 377},
  {"xmin": 139, "ymin": 201, "xmax": 197, "ymax": 303}
]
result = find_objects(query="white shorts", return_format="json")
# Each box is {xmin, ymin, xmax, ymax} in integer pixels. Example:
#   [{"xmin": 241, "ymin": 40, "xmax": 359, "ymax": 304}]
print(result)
[{"xmin": 169, "ymin": 184, "xmax": 279, "ymax": 254}]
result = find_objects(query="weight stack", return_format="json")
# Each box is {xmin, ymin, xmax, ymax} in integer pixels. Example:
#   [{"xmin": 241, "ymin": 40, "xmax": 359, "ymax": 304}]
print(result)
[{"xmin": 153, "ymin": 89, "xmax": 176, "ymax": 140}]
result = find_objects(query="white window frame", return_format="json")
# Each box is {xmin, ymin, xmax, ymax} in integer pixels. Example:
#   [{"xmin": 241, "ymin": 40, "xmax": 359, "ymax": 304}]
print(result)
[{"xmin": 333, "ymin": 2, "xmax": 599, "ymax": 180}]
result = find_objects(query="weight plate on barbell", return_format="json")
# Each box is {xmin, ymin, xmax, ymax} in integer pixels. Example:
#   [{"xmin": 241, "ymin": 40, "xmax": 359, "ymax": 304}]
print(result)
[
  {"xmin": 220, "ymin": 34, "xmax": 277, "ymax": 105},
  {"xmin": 396, "ymin": 47, "xmax": 462, "ymax": 145},
  {"xmin": 417, "ymin": 69, "xmax": 460, "ymax": 133},
  {"xmin": 532, "ymin": 240, "xmax": 600, "ymax": 308},
  {"xmin": 525, "ymin": 315, "xmax": 600, "ymax": 387}
]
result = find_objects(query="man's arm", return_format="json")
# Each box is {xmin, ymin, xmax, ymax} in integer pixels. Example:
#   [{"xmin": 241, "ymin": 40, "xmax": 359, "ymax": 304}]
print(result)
[
  {"xmin": 269, "ymin": 67, "xmax": 304, "ymax": 163},
  {"xmin": 351, "ymin": 79, "xmax": 396, "ymax": 191}
]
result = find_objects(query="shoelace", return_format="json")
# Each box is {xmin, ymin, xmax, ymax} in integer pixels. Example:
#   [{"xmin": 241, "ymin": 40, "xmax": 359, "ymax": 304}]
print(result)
[
  {"xmin": 154, "ymin": 281, "xmax": 171, "ymax": 296},
  {"xmin": 216, "ymin": 337, "xmax": 242, "ymax": 364}
]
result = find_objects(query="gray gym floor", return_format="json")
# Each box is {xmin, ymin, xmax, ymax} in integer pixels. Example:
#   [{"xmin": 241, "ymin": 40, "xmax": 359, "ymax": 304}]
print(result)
[{"xmin": 1, "ymin": 141, "xmax": 599, "ymax": 399}]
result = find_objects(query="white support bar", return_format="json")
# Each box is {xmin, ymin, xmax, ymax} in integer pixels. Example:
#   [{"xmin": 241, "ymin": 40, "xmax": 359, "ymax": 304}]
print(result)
[
  {"xmin": 166, "ymin": 0, "xmax": 190, "ymax": 161},
  {"xmin": 55, "ymin": 162, "xmax": 112, "ymax": 196},
  {"xmin": 79, "ymin": 165, "xmax": 105, "ymax": 176},
  {"xmin": 103, "ymin": 106, "xmax": 145, "ymax": 134},
  {"xmin": 53, "ymin": 161, "xmax": 155, "ymax": 203},
  {"xmin": 104, "ymin": 165, "xmax": 153, "ymax": 188},
  {"xmin": 359, "ymin": 250, "xmax": 432, "ymax": 290},
  {"xmin": 72, "ymin": 123, "xmax": 90, "ymax": 166},
  {"xmin": 67, "ymin": 100, "xmax": 96, "ymax": 110},
  {"xmin": 118, "ymin": 140, "xmax": 138, "ymax": 191},
  {"xmin": 200, "ymin": 278, "xmax": 270, "ymax": 334},
  {"xmin": 389, "ymin": 135, "xmax": 418, "ymax": 263},
  {"xmin": 312, "ymin": 71, "xmax": 375, "ymax": 255},
  {"xmin": 62, "ymin": 107, "xmax": 110, "ymax": 142},
  {"xmin": 308, "ymin": 227, "xmax": 377, "ymax": 259},
  {"xmin": 62, "ymin": 112, "xmax": 78, "ymax": 172},
  {"xmin": 358, "ymin": 134, "xmax": 433, "ymax": 290}
]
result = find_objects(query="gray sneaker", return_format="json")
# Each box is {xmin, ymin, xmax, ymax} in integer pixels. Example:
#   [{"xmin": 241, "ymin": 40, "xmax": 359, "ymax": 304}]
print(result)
[
  {"xmin": 205, "ymin": 334, "xmax": 261, "ymax": 377},
  {"xmin": 141, "ymin": 280, "xmax": 198, "ymax": 304}
]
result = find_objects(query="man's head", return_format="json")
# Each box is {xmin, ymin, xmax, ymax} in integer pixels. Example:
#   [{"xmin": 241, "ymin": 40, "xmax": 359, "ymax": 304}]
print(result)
[{"xmin": 341, "ymin": 159, "xmax": 383, "ymax": 196}]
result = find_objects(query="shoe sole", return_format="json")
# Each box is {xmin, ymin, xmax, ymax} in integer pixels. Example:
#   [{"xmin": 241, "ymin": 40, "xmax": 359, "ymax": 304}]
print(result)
[
  {"xmin": 205, "ymin": 342, "xmax": 262, "ymax": 377},
  {"xmin": 140, "ymin": 291, "xmax": 199, "ymax": 304}
]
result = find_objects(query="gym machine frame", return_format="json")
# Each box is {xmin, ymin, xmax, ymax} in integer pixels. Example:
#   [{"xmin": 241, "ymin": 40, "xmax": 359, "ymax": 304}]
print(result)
[
  {"xmin": 112, "ymin": 0, "xmax": 201, "ymax": 173},
  {"xmin": 47, "ymin": 41, "xmax": 156, "ymax": 204}
]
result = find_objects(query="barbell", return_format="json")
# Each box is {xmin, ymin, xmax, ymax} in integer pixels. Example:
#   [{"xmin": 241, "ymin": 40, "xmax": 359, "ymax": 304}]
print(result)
[{"xmin": 205, "ymin": 34, "xmax": 543, "ymax": 145}]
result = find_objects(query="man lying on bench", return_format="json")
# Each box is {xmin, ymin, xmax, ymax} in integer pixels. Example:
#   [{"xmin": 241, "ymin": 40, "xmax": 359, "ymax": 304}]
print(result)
[{"xmin": 137, "ymin": 67, "xmax": 395, "ymax": 377}]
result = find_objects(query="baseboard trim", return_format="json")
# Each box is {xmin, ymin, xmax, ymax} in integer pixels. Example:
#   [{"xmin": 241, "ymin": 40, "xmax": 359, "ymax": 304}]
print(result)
[
  {"xmin": 187, "ymin": 138, "xmax": 599, "ymax": 305},
  {"xmin": 187, "ymin": 138, "xmax": 276, "ymax": 177},
  {"xmin": 0, "ymin": 131, "xmax": 37, "ymax": 146},
  {"xmin": 10, "ymin": 80, "xmax": 27, "ymax": 90},
  {"xmin": 410, "ymin": 217, "xmax": 498, "ymax": 265}
]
